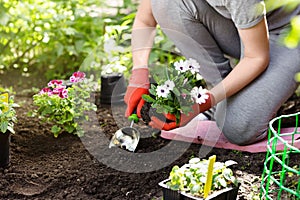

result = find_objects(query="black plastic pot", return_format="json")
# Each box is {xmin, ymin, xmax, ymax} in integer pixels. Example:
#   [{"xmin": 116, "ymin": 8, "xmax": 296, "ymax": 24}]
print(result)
[
  {"xmin": 159, "ymin": 179, "xmax": 240, "ymax": 200},
  {"xmin": 0, "ymin": 132, "xmax": 10, "ymax": 168},
  {"xmin": 100, "ymin": 73, "xmax": 127, "ymax": 104},
  {"xmin": 140, "ymin": 102, "xmax": 172, "ymax": 125}
]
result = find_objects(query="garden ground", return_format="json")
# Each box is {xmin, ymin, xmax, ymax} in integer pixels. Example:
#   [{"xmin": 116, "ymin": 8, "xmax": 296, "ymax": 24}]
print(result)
[{"xmin": 0, "ymin": 74, "xmax": 299, "ymax": 199}]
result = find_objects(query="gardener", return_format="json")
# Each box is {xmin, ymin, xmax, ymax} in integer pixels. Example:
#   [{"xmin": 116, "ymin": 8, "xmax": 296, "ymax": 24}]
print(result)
[{"xmin": 124, "ymin": 0, "xmax": 300, "ymax": 145}]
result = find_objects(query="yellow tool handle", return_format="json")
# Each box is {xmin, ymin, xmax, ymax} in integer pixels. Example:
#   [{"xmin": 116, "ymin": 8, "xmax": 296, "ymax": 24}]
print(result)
[{"xmin": 204, "ymin": 155, "xmax": 216, "ymax": 198}]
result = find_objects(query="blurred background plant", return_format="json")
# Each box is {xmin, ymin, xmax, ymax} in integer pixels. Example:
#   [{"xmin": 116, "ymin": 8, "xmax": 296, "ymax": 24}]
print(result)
[
  {"xmin": 0, "ymin": 0, "xmax": 299, "ymax": 94},
  {"xmin": 265, "ymin": 0, "xmax": 300, "ymax": 95},
  {"xmin": 265, "ymin": 0, "xmax": 300, "ymax": 48},
  {"xmin": 0, "ymin": 0, "xmax": 180, "ymax": 92}
]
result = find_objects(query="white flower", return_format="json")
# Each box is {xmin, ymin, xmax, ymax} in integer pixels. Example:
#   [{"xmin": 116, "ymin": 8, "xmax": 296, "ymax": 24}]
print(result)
[
  {"xmin": 196, "ymin": 73, "xmax": 203, "ymax": 80},
  {"xmin": 156, "ymin": 85, "xmax": 170, "ymax": 98},
  {"xmin": 174, "ymin": 59, "xmax": 188, "ymax": 73},
  {"xmin": 186, "ymin": 58, "xmax": 200, "ymax": 74},
  {"xmin": 103, "ymin": 38, "xmax": 125, "ymax": 57},
  {"xmin": 191, "ymin": 86, "xmax": 209, "ymax": 104},
  {"xmin": 101, "ymin": 63, "xmax": 127, "ymax": 75},
  {"xmin": 104, "ymin": 38, "xmax": 117, "ymax": 54},
  {"xmin": 164, "ymin": 80, "xmax": 175, "ymax": 91}
]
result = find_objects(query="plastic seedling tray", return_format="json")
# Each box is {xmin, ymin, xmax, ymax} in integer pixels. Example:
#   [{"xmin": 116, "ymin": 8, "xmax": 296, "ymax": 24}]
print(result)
[{"xmin": 159, "ymin": 179, "xmax": 240, "ymax": 200}]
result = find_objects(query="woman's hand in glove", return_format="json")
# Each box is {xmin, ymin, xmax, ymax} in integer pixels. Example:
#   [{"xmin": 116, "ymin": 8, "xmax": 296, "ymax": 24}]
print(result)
[{"xmin": 124, "ymin": 66, "xmax": 150, "ymax": 118}]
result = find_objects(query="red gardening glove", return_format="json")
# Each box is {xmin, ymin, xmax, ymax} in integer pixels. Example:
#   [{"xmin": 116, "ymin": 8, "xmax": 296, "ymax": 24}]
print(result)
[
  {"xmin": 124, "ymin": 67, "xmax": 150, "ymax": 118},
  {"xmin": 149, "ymin": 92, "xmax": 214, "ymax": 131}
]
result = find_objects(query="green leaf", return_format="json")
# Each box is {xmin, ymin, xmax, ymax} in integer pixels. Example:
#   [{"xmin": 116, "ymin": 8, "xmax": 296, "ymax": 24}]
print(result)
[
  {"xmin": 217, "ymin": 177, "xmax": 227, "ymax": 187},
  {"xmin": 56, "ymin": 42, "xmax": 64, "ymax": 57},
  {"xmin": 142, "ymin": 94, "xmax": 155, "ymax": 103},
  {"xmin": 181, "ymin": 106, "xmax": 193, "ymax": 115},
  {"xmin": 0, "ymin": 121, "xmax": 8, "ymax": 133},
  {"xmin": 7, "ymin": 126, "xmax": 15, "ymax": 134},
  {"xmin": 61, "ymin": 27, "xmax": 77, "ymax": 35},
  {"xmin": 190, "ymin": 184, "xmax": 201, "ymax": 194},
  {"xmin": 181, "ymin": 88, "xmax": 190, "ymax": 95},
  {"xmin": 172, "ymin": 87, "xmax": 180, "ymax": 96},
  {"xmin": 162, "ymin": 104, "xmax": 175, "ymax": 113},
  {"xmin": 65, "ymin": 124, "xmax": 75, "ymax": 133},
  {"xmin": 295, "ymin": 72, "xmax": 300, "ymax": 82},
  {"xmin": 51, "ymin": 125, "xmax": 61, "ymax": 138},
  {"xmin": 223, "ymin": 168, "xmax": 234, "ymax": 181},
  {"xmin": 0, "ymin": 7, "xmax": 10, "ymax": 26}
]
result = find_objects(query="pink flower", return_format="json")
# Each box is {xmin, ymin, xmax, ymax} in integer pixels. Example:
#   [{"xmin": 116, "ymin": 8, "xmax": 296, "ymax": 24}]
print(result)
[
  {"xmin": 48, "ymin": 80, "xmax": 63, "ymax": 88},
  {"xmin": 59, "ymin": 88, "xmax": 68, "ymax": 99},
  {"xmin": 52, "ymin": 86, "xmax": 66, "ymax": 95},
  {"xmin": 50, "ymin": 86, "xmax": 68, "ymax": 98},
  {"xmin": 39, "ymin": 87, "xmax": 53, "ymax": 96},
  {"xmin": 70, "ymin": 71, "xmax": 86, "ymax": 83}
]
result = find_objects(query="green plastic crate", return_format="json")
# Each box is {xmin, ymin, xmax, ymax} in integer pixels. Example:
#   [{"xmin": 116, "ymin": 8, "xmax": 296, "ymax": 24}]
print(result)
[{"xmin": 260, "ymin": 112, "xmax": 300, "ymax": 200}]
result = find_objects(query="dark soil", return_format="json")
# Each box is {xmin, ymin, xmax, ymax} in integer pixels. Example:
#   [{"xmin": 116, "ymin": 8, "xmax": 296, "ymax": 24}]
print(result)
[
  {"xmin": 140, "ymin": 102, "xmax": 169, "ymax": 124},
  {"xmin": 0, "ymin": 91, "xmax": 299, "ymax": 199}
]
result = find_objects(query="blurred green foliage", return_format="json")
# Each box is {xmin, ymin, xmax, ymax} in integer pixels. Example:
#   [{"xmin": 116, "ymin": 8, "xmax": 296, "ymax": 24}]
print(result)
[
  {"xmin": 265, "ymin": 0, "xmax": 300, "ymax": 95},
  {"xmin": 265, "ymin": 0, "xmax": 300, "ymax": 48},
  {"xmin": 0, "ymin": 0, "xmax": 106, "ymax": 80},
  {"xmin": 284, "ymin": 16, "xmax": 300, "ymax": 49},
  {"xmin": 0, "ymin": 0, "xmax": 180, "ymax": 84},
  {"xmin": 3, "ymin": 0, "xmax": 298, "ymax": 91}
]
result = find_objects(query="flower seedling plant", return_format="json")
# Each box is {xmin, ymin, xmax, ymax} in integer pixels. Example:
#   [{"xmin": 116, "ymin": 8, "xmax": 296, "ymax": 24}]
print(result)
[
  {"xmin": 32, "ymin": 71, "xmax": 97, "ymax": 137},
  {"xmin": 166, "ymin": 157, "xmax": 239, "ymax": 198},
  {"xmin": 142, "ymin": 58, "xmax": 208, "ymax": 124},
  {"xmin": 0, "ymin": 93, "xmax": 18, "ymax": 134}
]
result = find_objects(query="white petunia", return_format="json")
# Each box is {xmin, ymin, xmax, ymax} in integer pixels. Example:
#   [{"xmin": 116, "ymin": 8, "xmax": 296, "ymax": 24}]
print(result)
[
  {"xmin": 191, "ymin": 86, "xmax": 209, "ymax": 104},
  {"xmin": 186, "ymin": 58, "xmax": 201, "ymax": 74},
  {"xmin": 174, "ymin": 59, "xmax": 188, "ymax": 73},
  {"xmin": 156, "ymin": 85, "xmax": 170, "ymax": 98},
  {"xmin": 196, "ymin": 73, "xmax": 203, "ymax": 80},
  {"xmin": 164, "ymin": 80, "xmax": 175, "ymax": 91}
]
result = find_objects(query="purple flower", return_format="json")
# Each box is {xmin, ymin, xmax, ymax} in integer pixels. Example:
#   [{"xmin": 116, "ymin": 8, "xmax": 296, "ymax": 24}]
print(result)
[{"xmin": 70, "ymin": 71, "xmax": 86, "ymax": 83}]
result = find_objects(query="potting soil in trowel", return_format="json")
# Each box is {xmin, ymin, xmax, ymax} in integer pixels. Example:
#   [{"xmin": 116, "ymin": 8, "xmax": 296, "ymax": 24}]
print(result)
[{"xmin": 109, "ymin": 114, "xmax": 140, "ymax": 152}]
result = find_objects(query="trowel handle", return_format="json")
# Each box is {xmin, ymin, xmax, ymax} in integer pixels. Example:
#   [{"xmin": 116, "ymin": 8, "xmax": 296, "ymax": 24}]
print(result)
[{"xmin": 128, "ymin": 113, "xmax": 139, "ymax": 123}]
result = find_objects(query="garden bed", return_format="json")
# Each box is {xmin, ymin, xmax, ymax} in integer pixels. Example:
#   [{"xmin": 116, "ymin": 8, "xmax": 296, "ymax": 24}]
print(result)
[{"xmin": 0, "ymin": 94, "xmax": 299, "ymax": 200}]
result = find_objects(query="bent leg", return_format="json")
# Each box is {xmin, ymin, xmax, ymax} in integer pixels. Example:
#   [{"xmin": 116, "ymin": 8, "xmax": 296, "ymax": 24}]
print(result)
[
  {"xmin": 215, "ymin": 35, "xmax": 300, "ymax": 145},
  {"xmin": 151, "ymin": 0, "xmax": 240, "ymax": 86}
]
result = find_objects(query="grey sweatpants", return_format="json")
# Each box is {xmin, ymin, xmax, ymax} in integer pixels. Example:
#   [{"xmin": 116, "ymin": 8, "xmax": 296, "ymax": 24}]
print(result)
[{"xmin": 151, "ymin": 0, "xmax": 300, "ymax": 145}]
